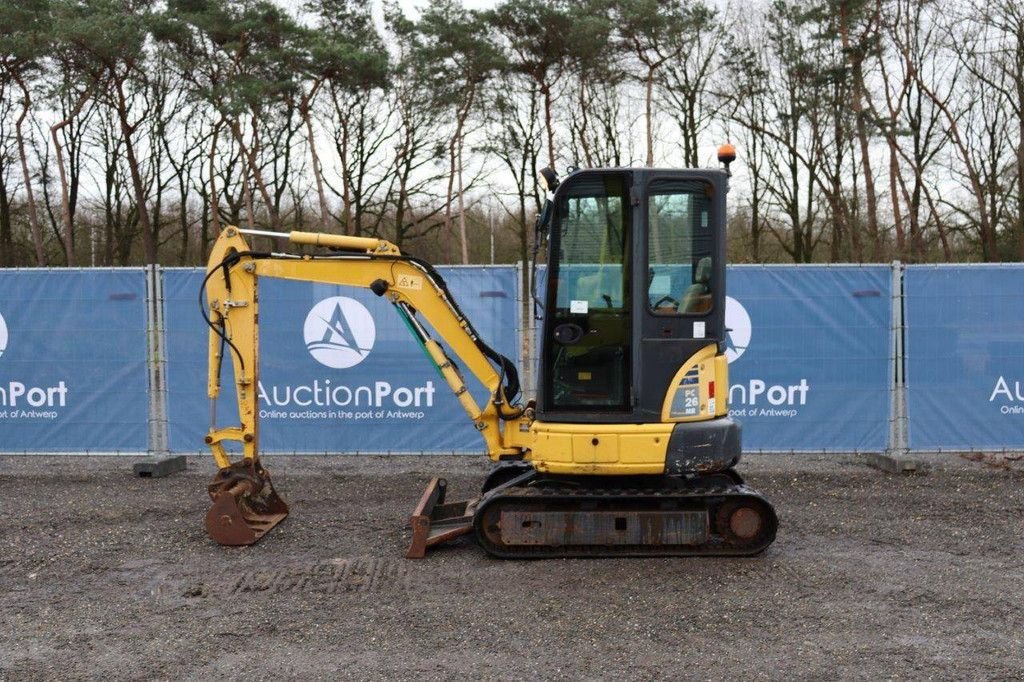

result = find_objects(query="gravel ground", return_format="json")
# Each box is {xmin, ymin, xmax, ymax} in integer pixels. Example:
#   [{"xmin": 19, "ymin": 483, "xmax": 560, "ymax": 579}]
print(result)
[{"xmin": 1, "ymin": 452, "xmax": 1022, "ymax": 680}]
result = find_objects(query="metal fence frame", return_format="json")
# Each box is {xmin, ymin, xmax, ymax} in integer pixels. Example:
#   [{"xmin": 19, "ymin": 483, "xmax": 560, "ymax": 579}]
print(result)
[{"xmin": 146, "ymin": 266, "xmax": 170, "ymax": 458}]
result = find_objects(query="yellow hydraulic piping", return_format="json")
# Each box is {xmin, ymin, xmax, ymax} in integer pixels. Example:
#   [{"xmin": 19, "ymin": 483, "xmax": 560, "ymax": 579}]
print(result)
[
  {"xmin": 236, "ymin": 227, "xmax": 400, "ymax": 255},
  {"xmin": 288, "ymin": 230, "xmax": 400, "ymax": 255},
  {"xmin": 422, "ymin": 338, "xmax": 483, "ymax": 421}
]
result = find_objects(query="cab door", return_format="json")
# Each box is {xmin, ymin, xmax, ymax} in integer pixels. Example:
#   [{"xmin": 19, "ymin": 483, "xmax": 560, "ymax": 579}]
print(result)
[
  {"xmin": 636, "ymin": 173, "xmax": 727, "ymax": 422},
  {"xmin": 539, "ymin": 171, "xmax": 633, "ymax": 421}
]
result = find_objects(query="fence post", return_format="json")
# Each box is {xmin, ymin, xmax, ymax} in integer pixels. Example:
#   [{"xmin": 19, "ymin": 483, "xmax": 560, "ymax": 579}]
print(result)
[
  {"xmin": 889, "ymin": 260, "xmax": 908, "ymax": 454},
  {"xmin": 516, "ymin": 260, "xmax": 537, "ymax": 402},
  {"xmin": 134, "ymin": 264, "xmax": 184, "ymax": 477},
  {"xmin": 154, "ymin": 265, "xmax": 170, "ymax": 455},
  {"xmin": 869, "ymin": 261, "xmax": 923, "ymax": 473}
]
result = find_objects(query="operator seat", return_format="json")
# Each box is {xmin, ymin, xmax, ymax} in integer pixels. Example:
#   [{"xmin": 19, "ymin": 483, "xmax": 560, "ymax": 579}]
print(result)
[
  {"xmin": 680, "ymin": 256, "xmax": 712, "ymax": 313},
  {"xmin": 574, "ymin": 267, "xmax": 620, "ymax": 310}
]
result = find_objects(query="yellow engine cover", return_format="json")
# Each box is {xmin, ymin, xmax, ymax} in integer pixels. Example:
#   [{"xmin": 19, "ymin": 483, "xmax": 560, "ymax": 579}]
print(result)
[
  {"xmin": 514, "ymin": 345, "xmax": 732, "ymax": 475},
  {"xmin": 525, "ymin": 422, "xmax": 674, "ymax": 475}
]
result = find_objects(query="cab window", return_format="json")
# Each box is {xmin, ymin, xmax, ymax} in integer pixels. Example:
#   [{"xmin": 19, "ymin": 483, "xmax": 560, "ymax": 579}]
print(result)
[{"xmin": 647, "ymin": 180, "xmax": 714, "ymax": 315}]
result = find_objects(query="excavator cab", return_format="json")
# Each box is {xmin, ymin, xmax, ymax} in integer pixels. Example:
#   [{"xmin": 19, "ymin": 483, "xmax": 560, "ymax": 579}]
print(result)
[
  {"xmin": 538, "ymin": 169, "xmax": 726, "ymax": 424},
  {"xmin": 200, "ymin": 149, "xmax": 776, "ymax": 558}
]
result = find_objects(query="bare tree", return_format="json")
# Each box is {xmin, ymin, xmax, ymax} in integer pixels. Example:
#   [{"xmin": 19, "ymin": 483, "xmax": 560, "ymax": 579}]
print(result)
[
  {"xmin": 657, "ymin": 1, "xmax": 726, "ymax": 167},
  {"xmin": 0, "ymin": 0, "xmax": 51, "ymax": 265},
  {"xmin": 954, "ymin": 0, "xmax": 1024, "ymax": 258}
]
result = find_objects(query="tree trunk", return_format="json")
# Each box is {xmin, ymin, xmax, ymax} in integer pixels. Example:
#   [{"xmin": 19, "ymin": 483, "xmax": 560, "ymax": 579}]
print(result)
[
  {"xmin": 443, "ymin": 119, "xmax": 459, "ymax": 262},
  {"xmin": 14, "ymin": 77, "xmax": 46, "ymax": 265},
  {"xmin": 229, "ymin": 118, "xmax": 279, "ymax": 231},
  {"xmin": 104, "ymin": 141, "xmax": 115, "ymax": 266},
  {"xmin": 921, "ymin": 184, "xmax": 951, "ymax": 260},
  {"xmin": 847, "ymin": 55, "xmax": 881, "ymax": 259},
  {"xmin": 541, "ymin": 81, "xmax": 556, "ymax": 171},
  {"xmin": 115, "ymin": 79, "xmax": 157, "ymax": 264},
  {"xmin": 888, "ymin": 137, "xmax": 907, "ymax": 258},
  {"xmin": 331, "ymin": 91, "xmax": 354, "ymax": 235},
  {"xmin": 749, "ymin": 137, "xmax": 762, "ymax": 262},
  {"xmin": 241, "ymin": 165, "xmax": 255, "ymax": 230},
  {"xmin": 300, "ymin": 84, "xmax": 330, "ymax": 231},
  {"xmin": 50, "ymin": 84, "xmax": 94, "ymax": 265},
  {"xmin": 0, "ymin": 171, "xmax": 12, "ymax": 266},
  {"xmin": 902, "ymin": 35, "xmax": 997, "ymax": 260},
  {"xmin": 200, "ymin": 188, "xmax": 210, "ymax": 262},
  {"xmin": 209, "ymin": 118, "xmax": 223, "ymax": 235},
  {"xmin": 457, "ymin": 130, "xmax": 468, "ymax": 264},
  {"xmin": 449, "ymin": 87, "xmax": 475, "ymax": 265},
  {"xmin": 1017, "ymin": 82, "xmax": 1024, "ymax": 260},
  {"xmin": 575, "ymin": 74, "xmax": 594, "ymax": 167},
  {"xmin": 838, "ymin": 4, "xmax": 881, "ymax": 260},
  {"xmin": 645, "ymin": 68, "xmax": 655, "ymax": 167},
  {"xmin": 341, "ymin": 117, "xmax": 354, "ymax": 235}
]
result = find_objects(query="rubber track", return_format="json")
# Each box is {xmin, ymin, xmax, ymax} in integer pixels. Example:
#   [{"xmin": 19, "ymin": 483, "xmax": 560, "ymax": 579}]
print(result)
[{"xmin": 472, "ymin": 481, "xmax": 778, "ymax": 559}]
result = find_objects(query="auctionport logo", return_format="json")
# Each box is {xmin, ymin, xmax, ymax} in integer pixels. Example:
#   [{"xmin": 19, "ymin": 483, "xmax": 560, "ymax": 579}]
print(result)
[
  {"xmin": 724, "ymin": 296, "xmax": 751, "ymax": 363},
  {"xmin": 725, "ymin": 295, "xmax": 810, "ymax": 412},
  {"xmin": 0, "ymin": 310, "xmax": 7, "ymax": 360},
  {"xmin": 303, "ymin": 297, "xmax": 376, "ymax": 369}
]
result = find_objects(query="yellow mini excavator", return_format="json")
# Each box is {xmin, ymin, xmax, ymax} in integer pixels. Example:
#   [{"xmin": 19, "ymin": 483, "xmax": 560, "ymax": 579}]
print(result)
[{"xmin": 201, "ymin": 147, "xmax": 778, "ymax": 558}]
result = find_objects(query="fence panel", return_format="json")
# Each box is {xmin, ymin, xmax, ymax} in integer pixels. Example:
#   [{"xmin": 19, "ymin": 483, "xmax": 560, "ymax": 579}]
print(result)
[
  {"xmin": 0, "ymin": 269, "xmax": 149, "ymax": 452},
  {"xmin": 727, "ymin": 266, "xmax": 893, "ymax": 452},
  {"xmin": 905, "ymin": 265, "xmax": 1024, "ymax": 450},
  {"xmin": 17, "ymin": 263, "xmax": 1021, "ymax": 455},
  {"xmin": 163, "ymin": 266, "xmax": 519, "ymax": 454}
]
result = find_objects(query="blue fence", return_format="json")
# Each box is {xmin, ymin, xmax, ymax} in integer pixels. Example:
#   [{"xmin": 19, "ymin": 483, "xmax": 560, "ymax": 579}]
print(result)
[
  {"xmin": 0, "ymin": 269, "xmax": 149, "ymax": 452},
  {"xmin": 727, "ymin": 266, "xmax": 892, "ymax": 451},
  {"xmin": 904, "ymin": 266, "xmax": 1024, "ymax": 450},
  {"xmin": 0, "ymin": 263, "xmax": 1021, "ymax": 454}
]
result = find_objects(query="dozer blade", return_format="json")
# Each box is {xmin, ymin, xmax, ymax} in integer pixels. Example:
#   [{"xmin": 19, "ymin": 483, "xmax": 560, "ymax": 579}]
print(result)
[
  {"xmin": 406, "ymin": 477, "xmax": 476, "ymax": 559},
  {"xmin": 206, "ymin": 459, "xmax": 289, "ymax": 546}
]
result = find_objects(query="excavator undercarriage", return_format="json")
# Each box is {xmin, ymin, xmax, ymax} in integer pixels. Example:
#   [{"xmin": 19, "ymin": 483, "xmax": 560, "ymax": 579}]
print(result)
[{"xmin": 406, "ymin": 464, "xmax": 776, "ymax": 559}]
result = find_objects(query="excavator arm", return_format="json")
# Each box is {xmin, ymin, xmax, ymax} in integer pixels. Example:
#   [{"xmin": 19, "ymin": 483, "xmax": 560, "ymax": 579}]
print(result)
[{"xmin": 202, "ymin": 226, "xmax": 529, "ymax": 550}]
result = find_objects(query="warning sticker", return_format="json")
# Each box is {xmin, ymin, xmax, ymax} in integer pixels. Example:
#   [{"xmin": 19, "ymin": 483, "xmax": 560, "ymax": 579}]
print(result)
[{"xmin": 396, "ymin": 275, "xmax": 423, "ymax": 290}]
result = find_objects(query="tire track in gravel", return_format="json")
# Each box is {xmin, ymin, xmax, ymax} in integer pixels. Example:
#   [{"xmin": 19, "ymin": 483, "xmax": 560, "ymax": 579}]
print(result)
[{"xmin": 111, "ymin": 555, "xmax": 415, "ymax": 607}]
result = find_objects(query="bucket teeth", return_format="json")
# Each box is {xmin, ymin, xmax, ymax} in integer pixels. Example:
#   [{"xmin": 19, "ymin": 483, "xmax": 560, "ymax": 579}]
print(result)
[{"xmin": 205, "ymin": 460, "xmax": 289, "ymax": 546}]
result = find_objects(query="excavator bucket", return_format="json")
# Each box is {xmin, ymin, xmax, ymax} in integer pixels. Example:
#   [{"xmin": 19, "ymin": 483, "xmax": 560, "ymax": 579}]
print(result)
[
  {"xmin": 406, "ymin": 478, "xmax": 475, "ymax": 559},
  {"xmin": 205, "ymin": 459, "xmax": 289, "ymax": 546}
]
